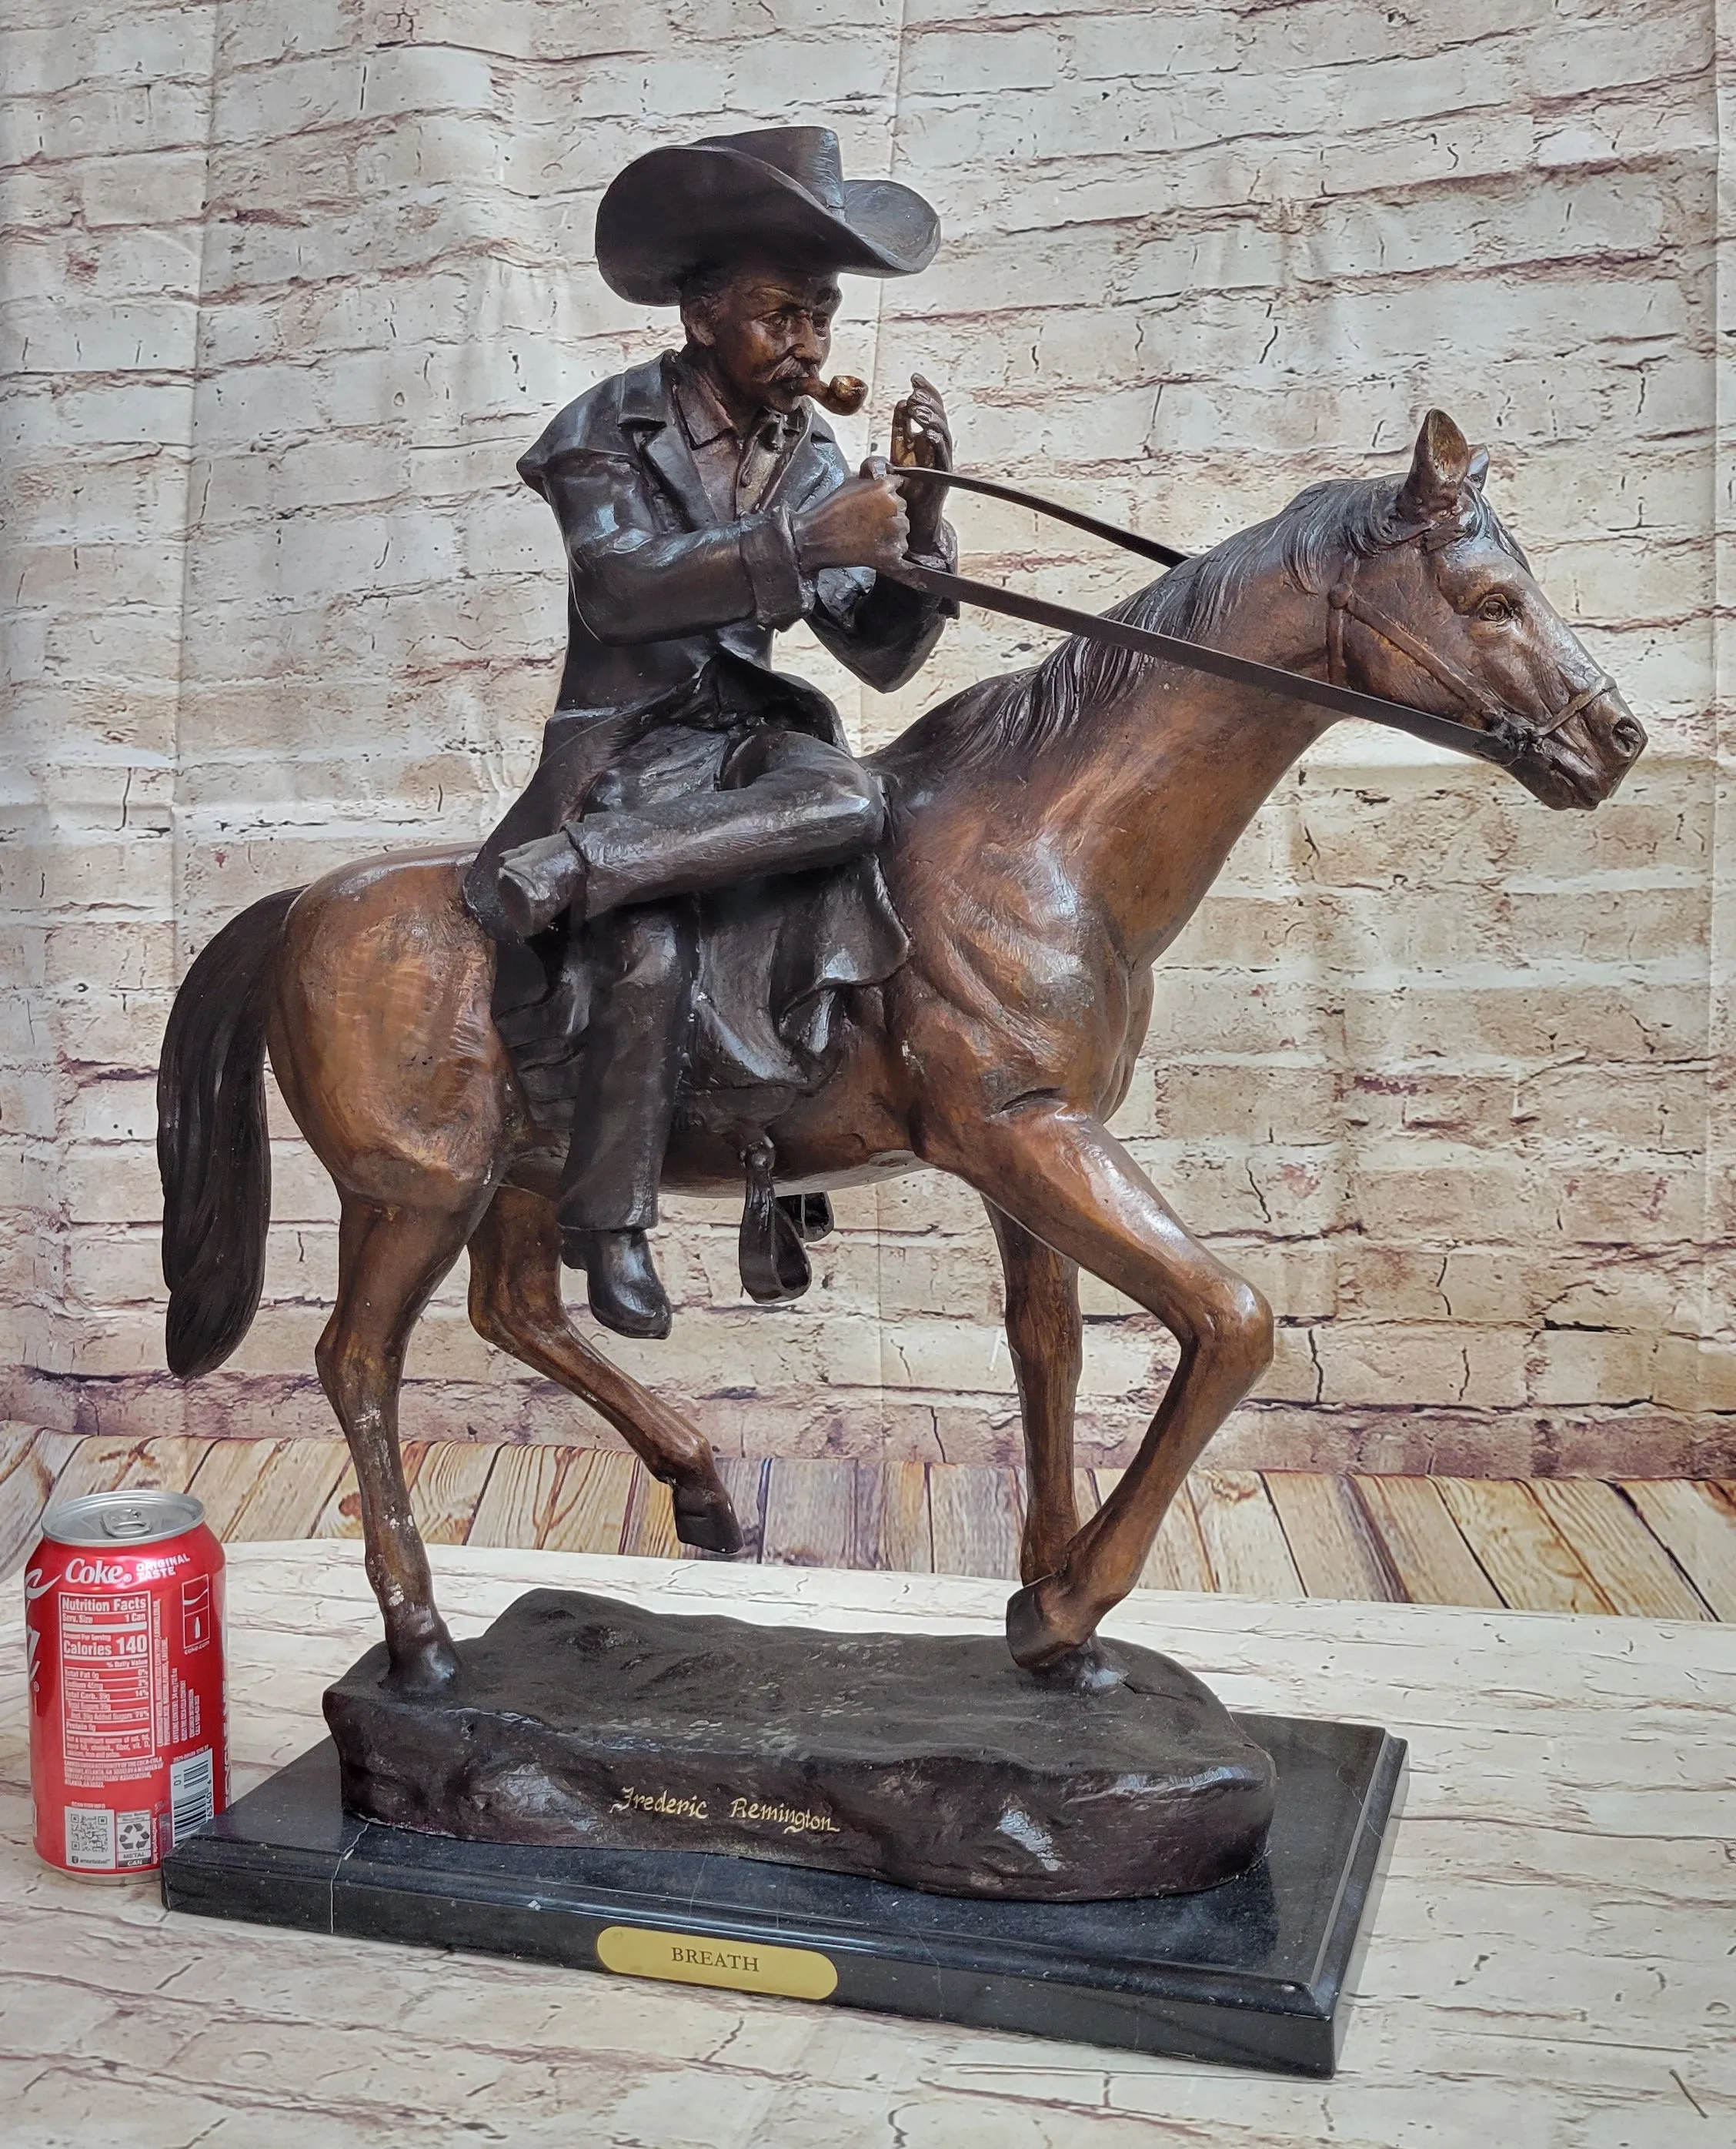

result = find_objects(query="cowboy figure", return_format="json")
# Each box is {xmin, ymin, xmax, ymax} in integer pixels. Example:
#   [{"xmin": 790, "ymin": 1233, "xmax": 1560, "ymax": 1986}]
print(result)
[{"xmin": 465, "ymin": 129, "xmax": 956, "ymax": 1340}]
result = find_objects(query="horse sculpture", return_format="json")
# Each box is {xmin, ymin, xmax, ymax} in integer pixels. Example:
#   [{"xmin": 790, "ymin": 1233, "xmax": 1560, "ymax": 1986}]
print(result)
[{"xmin": 158, "ymin": 411, "xmax": 1644, "ymax": 1693}]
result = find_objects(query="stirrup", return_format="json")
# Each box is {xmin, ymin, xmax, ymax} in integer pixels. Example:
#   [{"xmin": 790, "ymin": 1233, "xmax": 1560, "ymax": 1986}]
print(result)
[
  {"xmin": 738, "ymin": 1138, "xmax": 814, "ymax": 1304},
  {"xmin": 788, "ymin": 1191, "xmax": 833, "ymax": 1243}
]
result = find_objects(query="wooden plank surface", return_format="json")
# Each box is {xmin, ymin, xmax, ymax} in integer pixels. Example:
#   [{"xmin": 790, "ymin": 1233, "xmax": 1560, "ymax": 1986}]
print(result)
[
  {"xmin": 543, "ymin": 1449, "xmax": 637, "ymax": 1555},
  {"xmin": 466, "ymin": 1443, "xmax": 567, "ymax": 1551},
  {"xmin": 929, "ymin": 1463, "xmax": 1022, "ymax": 1579},
  {"xmin": 407, "ymin": 1442, "xmax": 499, "ymax": 1546},
  {"xmin": 762, "ymin": 1456, "xmax": 853, "ymax": 1567},
  {"xmin": 7, "ymin": 1429, "xmax": 1734, "ymax": 1623},
  {"xmin": 224, "ymin": 1439, "xmax": 349, "ymax": 1542},
  {"xmin": 47, "ymin": 1435, "xmax": 213, "ymax": 1504},
  {"xmin": 1531, "ymin": 1478, "xmax": 1710, "ymax": 1620},
  {"xmin": 1190, "ymin": 1469, "xmax": 1304, "ymax": 1597},
  {"xmin": 716, "ymin": 1457, "xmax": 769, "ymax": 1559},
  {"xmin": 0, "ymin": 1425, "xmax": 82, "ymax": 1574},
  {"xmin": 311, "ymin": 1459, "xmax": 365, "ymax": 1539},
  {"xmin": 1073, "ymin": 1466, "xmax": 1101, "ymax": 1529},
  {"xmin": 1619, "ymin": 1479, "xmax": 1736, "ymax": 1620},
  {"xmin": 619, "ymin": 1465, "xmax": 688, "ymax": 1560},
  {"xmin": 1264, "ymin": 1471, "xmax": 1402, "ymax": 1602},
  {"xmin": 6, "ymin": 1539, "xmax": 1728, "ymax": 2149},
  {"xmin": 185, "ymin": 1439, "xmax": 281, "ymax": 1538},
  {"xmin": 1145, "ymin": 1485, "xmax": 1217, "ymax": 1593},
  {"xmin": 1436, "ymin": 1478, "xmax": 1612, "ymax": 1613},
  {"xmin": 1353, "ymin": 1474, "xmax": 1502, "ymax": 1608},
  {"xmin": 847, "ymin": 1459, "xmax": 931, "ymax": 1572}
]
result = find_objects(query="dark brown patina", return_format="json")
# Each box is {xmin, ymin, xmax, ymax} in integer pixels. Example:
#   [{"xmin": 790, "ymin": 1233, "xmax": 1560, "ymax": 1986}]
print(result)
[{"xmin": 158, "ymin": 407, "xmax": 1643, "ymax": 1696}]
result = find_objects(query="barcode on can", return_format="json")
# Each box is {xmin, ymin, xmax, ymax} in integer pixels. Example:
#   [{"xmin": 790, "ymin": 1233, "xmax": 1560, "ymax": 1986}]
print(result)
[
  {"xmin": 65, "ymin": 1805, "xmax": 115, "ymax": 1870},
  {"xmin": 169, "ymin": 1748, "xmax": 214, "ymax": 1846}
]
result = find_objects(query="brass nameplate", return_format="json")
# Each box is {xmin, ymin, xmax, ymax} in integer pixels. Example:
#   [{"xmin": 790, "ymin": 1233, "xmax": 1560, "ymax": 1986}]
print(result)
[{"xmin": 596, "ymin": 1924, "xmax": 839, "ymax": 2001}]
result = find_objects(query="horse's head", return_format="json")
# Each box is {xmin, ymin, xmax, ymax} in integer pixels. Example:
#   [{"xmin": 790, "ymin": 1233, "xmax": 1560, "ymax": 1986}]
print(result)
[{"xmin": 1331, "ymin": 410, "xmax": 1645, "ymax": 808}]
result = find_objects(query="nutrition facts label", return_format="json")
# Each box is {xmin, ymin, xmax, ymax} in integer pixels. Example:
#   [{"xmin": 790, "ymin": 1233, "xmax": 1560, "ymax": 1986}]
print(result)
[{"xmin": 58, "ymin": 1592, "xmax": 157, "ymax": 1787}]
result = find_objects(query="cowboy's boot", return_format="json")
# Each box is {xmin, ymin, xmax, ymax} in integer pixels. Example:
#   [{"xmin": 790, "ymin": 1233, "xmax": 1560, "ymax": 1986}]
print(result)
[
  {"xmin": 562, "ymin": 1227, "xmax": 673, "ymax": 1341},
  {"xmin": 496, "ymin": 830, "xmax": 587, "ymax": 938}
]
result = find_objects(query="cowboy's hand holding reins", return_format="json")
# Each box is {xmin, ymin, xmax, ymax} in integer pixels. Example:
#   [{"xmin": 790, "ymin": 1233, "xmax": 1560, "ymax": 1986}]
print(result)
[{"xmin": 793, "ymin": 460, "xmax": 911, "ymax": 573}]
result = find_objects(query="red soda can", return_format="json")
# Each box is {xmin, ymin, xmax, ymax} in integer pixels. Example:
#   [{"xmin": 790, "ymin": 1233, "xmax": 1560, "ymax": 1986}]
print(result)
[{"xmin": 25, "ymin": 1489, "xmax": 228, "ymax": 1879}]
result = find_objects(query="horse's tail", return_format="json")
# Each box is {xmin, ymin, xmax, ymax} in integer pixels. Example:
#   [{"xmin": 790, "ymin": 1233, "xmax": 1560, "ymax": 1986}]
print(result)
[{"xmin": 158, "ymin": 887, "xmax": 304, "ymax": 1379}]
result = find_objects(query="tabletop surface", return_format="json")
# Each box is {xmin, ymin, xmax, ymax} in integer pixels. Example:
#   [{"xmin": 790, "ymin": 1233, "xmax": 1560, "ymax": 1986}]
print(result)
[{"xmin": 2, "ymin": 1539, "xmax": 1731, "ymax": 2147}]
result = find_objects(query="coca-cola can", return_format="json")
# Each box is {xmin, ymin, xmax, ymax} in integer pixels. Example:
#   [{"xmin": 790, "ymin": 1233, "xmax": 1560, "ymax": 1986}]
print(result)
[{"xmin": 25, "ymin": 1489, "xmax": 228, "ymax": 1880}]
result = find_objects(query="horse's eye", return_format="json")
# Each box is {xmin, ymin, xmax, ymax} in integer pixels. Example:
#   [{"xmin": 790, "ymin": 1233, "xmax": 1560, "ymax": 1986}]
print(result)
[{"xmin": 1476, "ymin": 593, "xmax": 1517, "ymax": 623}]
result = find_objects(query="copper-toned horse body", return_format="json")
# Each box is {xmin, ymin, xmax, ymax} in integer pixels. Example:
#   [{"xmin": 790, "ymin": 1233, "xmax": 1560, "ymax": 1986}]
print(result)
[{"xmin": 159, "ymin": 414, "xmax": 1644, "ymax": 1689}]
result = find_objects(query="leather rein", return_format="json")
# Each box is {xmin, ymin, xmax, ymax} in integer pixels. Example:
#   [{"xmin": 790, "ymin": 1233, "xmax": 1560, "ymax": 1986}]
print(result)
[{"xmin": 887, "ymin": 466, "xmax": 1612, "ymax": 770}]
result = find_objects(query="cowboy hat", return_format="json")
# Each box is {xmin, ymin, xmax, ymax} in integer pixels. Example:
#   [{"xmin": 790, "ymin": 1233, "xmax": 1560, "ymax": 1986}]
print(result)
[{"xmin": 595, "ymin": 127, "xmax": 940, "ymax": 306}]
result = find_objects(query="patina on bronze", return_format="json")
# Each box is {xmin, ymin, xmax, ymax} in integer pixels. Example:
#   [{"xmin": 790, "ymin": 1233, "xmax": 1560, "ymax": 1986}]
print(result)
[
  {"xmin": 159, "ymin": 397, "xmax": 1643, "ymax": 1691},
  {"xmin": 885, "ymin": 462, "xmax": 1616, "ymax": 768},
  {"xmin": 460, "ymin": 126, "xmax": 961, "ymax": 1343},
  {"xmin": 323, "ymin": 1590, "xmax": 1279, "ymax": 1901},
  {"xmin": 157, "ymin": 124, "xmax": 1645, "ymax": 1906}
]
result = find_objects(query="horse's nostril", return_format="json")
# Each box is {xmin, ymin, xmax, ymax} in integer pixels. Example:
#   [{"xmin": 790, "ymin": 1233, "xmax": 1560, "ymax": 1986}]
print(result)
[{"xmin": 1611, "ymin": 716, "xmax": 1645, "ymax": 759}]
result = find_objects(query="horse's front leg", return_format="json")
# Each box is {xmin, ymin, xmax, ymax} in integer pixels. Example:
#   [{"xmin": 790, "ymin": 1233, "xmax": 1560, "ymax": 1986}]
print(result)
[
  {"xmin": 986, "ymin": 1202, "xmax": 1083, "ymax": 1583},
  {"xmin": 933, "ymin": 1105, "xmax": 1273, "ymax": 1673}
]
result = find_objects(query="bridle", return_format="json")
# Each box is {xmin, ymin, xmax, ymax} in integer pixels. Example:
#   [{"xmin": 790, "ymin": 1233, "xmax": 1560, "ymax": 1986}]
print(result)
[
  {"xmin": 1324, "ymin": 516, "xmax": 1615, "ymax": 755},
  {"xmin": 888, "ymin": 466, "xmax": 1616, "ymax": 770}
]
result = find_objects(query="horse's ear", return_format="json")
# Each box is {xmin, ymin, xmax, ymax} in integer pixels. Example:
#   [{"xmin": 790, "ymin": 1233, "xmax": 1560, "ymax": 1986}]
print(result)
[
  {"xmin": 1397, "ymin": 409, "xmax": 1472, "ymax": 523},
  {"xmin": 1467, "ymin": 444, "xmax": 1490, "ymax": 490}
]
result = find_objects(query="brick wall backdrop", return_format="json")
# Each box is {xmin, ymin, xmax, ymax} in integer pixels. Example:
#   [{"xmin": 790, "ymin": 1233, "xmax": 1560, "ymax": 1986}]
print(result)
[{"xmin": 4, "ymin": 0, "xmax": 1734, "ymax": 1476}]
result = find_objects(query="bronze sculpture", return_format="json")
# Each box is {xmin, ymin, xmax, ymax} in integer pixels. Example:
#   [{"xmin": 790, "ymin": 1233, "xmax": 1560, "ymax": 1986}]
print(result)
[
  {"xmin": 463, "ymin": 130, "xmax": 961, "ymax": 1342},
  {"xmin": 159, "ymin": 382, "xmax": 1644, "ymax": 1710},
  {"xmin": 150, "ymin": 125, "xmax": 1647, "ymax": 2051}
]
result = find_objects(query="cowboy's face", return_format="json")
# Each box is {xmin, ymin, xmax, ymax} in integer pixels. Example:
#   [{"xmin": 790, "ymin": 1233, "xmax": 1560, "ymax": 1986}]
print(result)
[{"xmin": 686, "ymin": 266, "xmax": 842, "ymax": 416}]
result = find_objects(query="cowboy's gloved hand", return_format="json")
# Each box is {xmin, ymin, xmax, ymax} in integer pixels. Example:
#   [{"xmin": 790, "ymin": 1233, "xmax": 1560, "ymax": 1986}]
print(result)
[
  {"xmin": 793, "ymin": 467, "xmax": 911, "ymax": 575},
  {"xmin": 890, "ymin": 373, "xmax": 952, "ymax": 554}
]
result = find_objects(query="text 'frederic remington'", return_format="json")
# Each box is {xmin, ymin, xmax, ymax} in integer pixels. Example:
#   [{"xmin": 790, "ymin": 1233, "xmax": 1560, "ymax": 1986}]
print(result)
[{"xmin": 609, "ymin": 1786, "xmax": 842, "ymax": 1836}]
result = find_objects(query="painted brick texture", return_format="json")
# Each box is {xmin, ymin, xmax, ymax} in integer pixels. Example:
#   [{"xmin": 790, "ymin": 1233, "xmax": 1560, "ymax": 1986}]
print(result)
[{"xmin": 4, "ymin": 0, "xmax": 1733, "ymax": 1476}]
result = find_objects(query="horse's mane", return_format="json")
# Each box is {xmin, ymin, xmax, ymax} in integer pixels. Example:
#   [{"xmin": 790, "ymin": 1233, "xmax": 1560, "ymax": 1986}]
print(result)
[{"xmin": 876, "ymin": 473, "xmax": 1525, "ymax": 784}]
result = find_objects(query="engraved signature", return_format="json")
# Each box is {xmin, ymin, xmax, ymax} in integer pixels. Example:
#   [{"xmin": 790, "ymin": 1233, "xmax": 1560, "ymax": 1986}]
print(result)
[
  {"xmin": 729, "ymin": 1796, "xmax": 842, "ymax": 1836},
  {"xmin": 609, "ymin": 1785, "xmax": 709, "ymax": 1822}
]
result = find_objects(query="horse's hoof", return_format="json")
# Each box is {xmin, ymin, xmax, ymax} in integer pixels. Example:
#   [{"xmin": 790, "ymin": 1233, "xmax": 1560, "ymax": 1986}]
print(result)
[
  {"xmin": 1027, "ymin": 1637, "xmax": 1127, "ymax": 1694},
  {"xmin": 1007, "ymin": 1576, "xmax": 1117, "ymax": 1685},
  {"xmin": 384, "ymin": 1630, "xmax": 461, "ymax": 1695},
  {"xmin": 673, "ymin": 1483, "xmax": 745, "ymax": 1557},
  {"xmin": 1006, "ymin": 1576, "xmax": 1078, "ymax": 1669}
]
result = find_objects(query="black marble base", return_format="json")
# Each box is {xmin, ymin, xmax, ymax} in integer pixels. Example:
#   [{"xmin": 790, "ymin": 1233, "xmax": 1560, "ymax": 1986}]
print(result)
[{"xmin": 162, "ymin": 1713, "xmax": 1405, "ymax": 2077}]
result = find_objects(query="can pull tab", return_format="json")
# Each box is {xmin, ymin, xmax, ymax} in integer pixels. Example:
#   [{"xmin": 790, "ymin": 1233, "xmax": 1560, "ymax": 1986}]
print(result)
[{"xmin": 101, "ymin": 1505, "xmax": 155, "ymax": 1539}]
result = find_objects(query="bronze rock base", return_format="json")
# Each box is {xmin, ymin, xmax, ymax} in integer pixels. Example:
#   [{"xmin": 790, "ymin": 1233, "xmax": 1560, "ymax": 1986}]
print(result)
[{"xmin": 321, "ymin": 1588, "xmax": 1278, "ymax": 1902}]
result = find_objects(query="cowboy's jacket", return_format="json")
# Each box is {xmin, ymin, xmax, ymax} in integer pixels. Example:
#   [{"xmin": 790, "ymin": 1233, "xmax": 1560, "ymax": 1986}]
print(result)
[{"xmin": 517, "ymin": 351, "xmax": 955, "ymax": 723}]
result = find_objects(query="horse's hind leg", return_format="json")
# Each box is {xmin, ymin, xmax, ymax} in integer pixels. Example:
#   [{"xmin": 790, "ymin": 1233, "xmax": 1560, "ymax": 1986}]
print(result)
[
  {"xmin": 317, "ymin": 1192, "xmax": 484, "ymax": 1689},
  {"xmin": 933, "ymin": 1105, "xmax": 1273, "ymax": 1677},
  {"xmin": 987, "ymin": 1202, "xmax": 1083, "ymax": 1583},
  {"xmin": 467, "ymin": 1184, "xmax": 743, "ymax": 1554}
]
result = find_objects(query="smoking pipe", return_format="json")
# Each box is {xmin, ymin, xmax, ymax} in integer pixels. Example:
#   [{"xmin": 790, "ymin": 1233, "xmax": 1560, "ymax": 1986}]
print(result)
[{"xmin": 797, "ymin": 373, "xmax": 868, "ymax": 416}]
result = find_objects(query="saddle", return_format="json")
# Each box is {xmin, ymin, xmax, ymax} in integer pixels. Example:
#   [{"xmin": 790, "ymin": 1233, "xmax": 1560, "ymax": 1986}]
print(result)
[{"xmin": 491, "ymin": 850, "xmax": 906, "ymax": 1304}]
